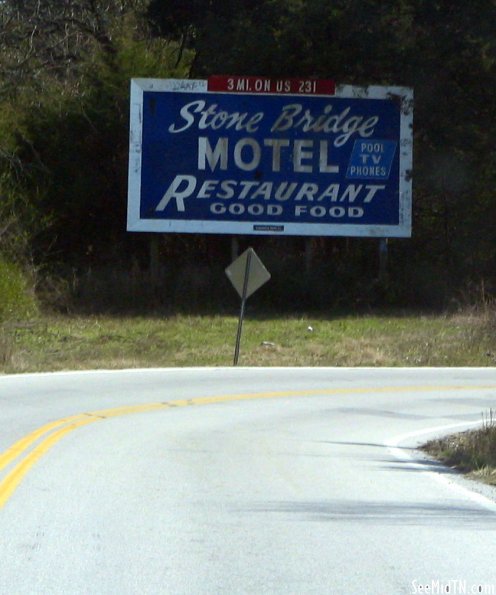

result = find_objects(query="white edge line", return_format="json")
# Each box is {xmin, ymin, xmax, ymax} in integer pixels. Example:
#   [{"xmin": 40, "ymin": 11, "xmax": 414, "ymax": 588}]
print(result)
[
  {"xmin": 386, "ymin": 422, "xmax": 496, "ymax": 513},
  {"xmin": 1, "ymin": 366, "xmax": 496, "ymax": 380}
]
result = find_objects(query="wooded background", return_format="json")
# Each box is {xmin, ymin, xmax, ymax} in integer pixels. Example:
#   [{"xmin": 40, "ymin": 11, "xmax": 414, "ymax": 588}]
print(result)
[{"xmin": 1, "ymin": 0, "xmax": 495, "ymax": 313}]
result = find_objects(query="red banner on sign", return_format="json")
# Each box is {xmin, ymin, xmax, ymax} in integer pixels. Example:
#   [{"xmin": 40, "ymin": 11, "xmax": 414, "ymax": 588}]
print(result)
[{"xmin": 208, "ymin": 75, "xmax": 335, "ymax": 96}]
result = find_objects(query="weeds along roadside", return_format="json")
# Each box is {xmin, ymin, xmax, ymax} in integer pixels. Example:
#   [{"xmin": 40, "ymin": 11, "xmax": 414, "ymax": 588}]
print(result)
[
  {"xmin": 0, "ymin": 254, "xmax": 38, "ymax": 367},
  {"xmin": 1, "ymin": 308, "xmax": 496, "ymax": 373},
  {"xmin": 423, "ymin": 410, "xmax": 496, "ymax": 486}
]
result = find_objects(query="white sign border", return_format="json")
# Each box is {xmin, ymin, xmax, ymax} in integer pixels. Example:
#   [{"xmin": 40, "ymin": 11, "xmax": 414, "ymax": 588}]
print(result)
[{"xmin": 127, "ymin": 79, "xmax": 413, "ymax": 238}]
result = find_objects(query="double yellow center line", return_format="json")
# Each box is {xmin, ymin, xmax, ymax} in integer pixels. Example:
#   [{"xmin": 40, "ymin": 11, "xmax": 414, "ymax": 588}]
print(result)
[
  {"xmin": 0, "ymin": 401, "xmax": 179, "ymax": 508},
  {"xmin": 1, "ymin": 384, "xmax": 494, "ymax": 509}
]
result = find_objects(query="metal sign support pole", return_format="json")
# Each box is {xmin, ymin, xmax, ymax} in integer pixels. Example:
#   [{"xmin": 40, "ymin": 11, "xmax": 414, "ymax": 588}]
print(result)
[
  {"xmin": 379, "ymin": 238, "xmax": 389, "ymax": 283},
  {"xmin": 305, "ymin": 238, "xmax": 314, "ymax": 274},
  {"xmin": 231, "ymin": 237, "xmax": 239, "ymax": 262},
  {"xmin": 233, "ymin": 250, "xmax": 252, "ymax": 366},
  {"xmin": 149, "ymin": 235, "xmax": 160, "ymax": 285}
]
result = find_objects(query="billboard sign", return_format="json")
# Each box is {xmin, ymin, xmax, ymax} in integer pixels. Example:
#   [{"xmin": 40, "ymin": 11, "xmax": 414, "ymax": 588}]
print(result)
[{"xmin": 127, "ymin": 78, "xmax": 413, "ymax": 237}]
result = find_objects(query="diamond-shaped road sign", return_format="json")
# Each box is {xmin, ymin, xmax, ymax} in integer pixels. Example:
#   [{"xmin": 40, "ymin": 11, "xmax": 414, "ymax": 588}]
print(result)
[
  {"xmin": 225, "ymin": 248, "xmax": 271, "ymax": 366},
  {"xmin": 225, "ymin": 248, "xmax": 271, "ymax": 300}
]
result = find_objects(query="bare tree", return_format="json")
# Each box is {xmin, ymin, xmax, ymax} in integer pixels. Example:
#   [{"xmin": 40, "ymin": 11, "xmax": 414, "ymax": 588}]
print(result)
[{"xmin": 0, "ymin": 0, "xmax": 146, "ymax": 94}]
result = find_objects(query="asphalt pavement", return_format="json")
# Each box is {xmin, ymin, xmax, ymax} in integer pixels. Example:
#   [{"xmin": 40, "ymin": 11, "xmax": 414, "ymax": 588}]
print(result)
[{"xmin": 1, "ymin": 367, "xmax": 496, "ymax": 594}]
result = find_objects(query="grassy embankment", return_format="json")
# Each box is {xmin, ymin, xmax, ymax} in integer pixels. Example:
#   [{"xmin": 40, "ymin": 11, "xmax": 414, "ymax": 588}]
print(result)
[
  {"xmin": 1, "ymin": 309, "xmax": 495, "ymax": 373},
  {"xmin": 423, "ymin": 411, "xmax": 496, "ymax": 486}
]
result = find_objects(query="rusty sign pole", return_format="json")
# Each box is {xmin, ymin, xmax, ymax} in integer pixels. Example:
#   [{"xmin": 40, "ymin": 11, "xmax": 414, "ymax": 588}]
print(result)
[{"xmin": 233, "ymin": 249, "xmax": 252, "ymax": 366}]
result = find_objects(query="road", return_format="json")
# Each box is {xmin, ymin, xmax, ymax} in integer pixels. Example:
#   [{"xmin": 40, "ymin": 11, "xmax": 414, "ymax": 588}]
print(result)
[{"xmin": 1, "ymin": 367, "xmax": 496, "ymax": 594}]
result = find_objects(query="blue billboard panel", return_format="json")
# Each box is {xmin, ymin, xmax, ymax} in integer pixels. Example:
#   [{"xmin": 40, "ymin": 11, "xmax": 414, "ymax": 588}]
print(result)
[{"xmin": 128, "ymin": 79, "xmax": 413, "ymax": 237}]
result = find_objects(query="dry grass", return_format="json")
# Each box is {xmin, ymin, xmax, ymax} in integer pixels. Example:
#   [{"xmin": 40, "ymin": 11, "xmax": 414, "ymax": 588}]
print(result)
[
  {"xmin": 1, "ymin": 309, "xmax": 495, "ymax": 373},
  {"xmin": 423, "ymin": 410, "xmax": 496, "ymax": 486}
]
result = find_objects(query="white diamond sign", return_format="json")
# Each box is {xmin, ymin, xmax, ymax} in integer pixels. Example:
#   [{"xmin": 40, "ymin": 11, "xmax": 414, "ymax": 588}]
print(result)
[
  {"xmin": 225, "ymin": 248, "xmax": 271, "ymax": 299},
  {"xmin": 225, "ymin": 248, "xmax": 271, "ymax": 365}
]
